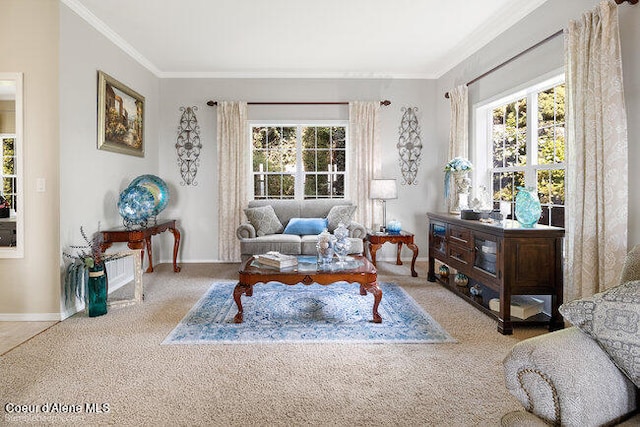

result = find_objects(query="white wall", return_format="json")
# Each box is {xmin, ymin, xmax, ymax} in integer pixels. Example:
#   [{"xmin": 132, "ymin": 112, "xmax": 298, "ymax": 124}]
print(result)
[
  {"xmin": 158, "ymin": 78, "xmax": 438, "ymax": 262},
  {"xmin": 436, "ymin": 0, "xmax": 640, "ymax": 247},
  {"xmin": 59, "ymin": 4, "xmax": 160, "ymax": 315}
]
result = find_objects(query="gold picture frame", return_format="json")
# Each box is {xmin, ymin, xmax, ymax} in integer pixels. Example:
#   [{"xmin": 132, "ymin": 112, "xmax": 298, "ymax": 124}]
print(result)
[{"xmin": 97, "ymin": 70, "xmax": 145, "ymax": 157}]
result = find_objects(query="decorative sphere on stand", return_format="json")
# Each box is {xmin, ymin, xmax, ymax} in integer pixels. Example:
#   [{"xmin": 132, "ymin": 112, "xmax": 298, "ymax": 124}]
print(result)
[{"xmin": 117, "ymin": 174, "xmax": 170, "ymax": 229}]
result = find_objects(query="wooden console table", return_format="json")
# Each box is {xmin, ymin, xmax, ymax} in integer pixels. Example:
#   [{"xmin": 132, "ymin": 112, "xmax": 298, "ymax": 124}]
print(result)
[
  {"xmin": 427, "ymin": 212, "xmax": 564, "ymax": 335},
  {"xmin": 101, "ymin": 220, "xmax": 181, "ymax": 273},
  {"xmin": 366, "ymin": 231, "xmax": 419, "ymax": 277}
]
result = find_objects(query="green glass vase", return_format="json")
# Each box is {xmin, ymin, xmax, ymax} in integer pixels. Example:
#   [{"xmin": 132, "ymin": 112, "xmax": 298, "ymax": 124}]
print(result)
[{"xmin": 87, "ymin": 264, "xmax": 108, "ymax": 317}]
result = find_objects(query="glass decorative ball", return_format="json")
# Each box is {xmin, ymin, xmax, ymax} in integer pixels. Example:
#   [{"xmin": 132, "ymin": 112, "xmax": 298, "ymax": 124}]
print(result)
[
  {"xmin": 129, "ymin": 174, "xmax": 170, "ymax": 216},
  {"xmin": 118, "ymin": 185, "xmax": 155, "ymax": 226}
]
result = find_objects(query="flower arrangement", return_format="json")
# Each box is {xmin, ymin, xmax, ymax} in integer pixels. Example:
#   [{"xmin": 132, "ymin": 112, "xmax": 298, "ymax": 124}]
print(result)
[
  {"xmin": 444, "ymin": 157, "xmax": 473, "ymax": 172},
  {"xmin": 444, "ymin": 157, "xmax": 473, "ymax": 202},
  {"xmin": 63, "ymin": 224, "xmax": 124, "ymax": 268}
]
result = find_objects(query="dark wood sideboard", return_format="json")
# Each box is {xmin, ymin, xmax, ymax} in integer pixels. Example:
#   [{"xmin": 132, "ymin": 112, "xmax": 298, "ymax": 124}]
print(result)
[{"xmin": 427, "ymin": 212, "xmax": 565, "ymax": 335}]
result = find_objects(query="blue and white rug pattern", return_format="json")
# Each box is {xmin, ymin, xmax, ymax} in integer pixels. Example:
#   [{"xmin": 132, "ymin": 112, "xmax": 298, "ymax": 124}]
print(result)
[{"xmin": 163, "ymin": 282, "xmax": 456, "ymax": 344}]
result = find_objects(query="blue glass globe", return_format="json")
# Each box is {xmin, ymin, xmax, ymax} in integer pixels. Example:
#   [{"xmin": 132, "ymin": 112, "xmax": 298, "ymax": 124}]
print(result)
[
  {"xmin": 129, "ymin": 174, "xmax": 169, "ymax": 216},
  {"xmin": 118, "ymin": 185, "xmax": 155, "ymax": 225}
]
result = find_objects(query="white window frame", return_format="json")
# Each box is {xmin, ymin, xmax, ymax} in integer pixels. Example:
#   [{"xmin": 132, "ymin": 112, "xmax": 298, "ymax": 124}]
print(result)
[
  {"xmin": 472, "ymin": 71, "xmax": 565, "ymax": 224},
  {"xmin": 249, "ymin": 120, "xmax": 349, "ymax": 200}
]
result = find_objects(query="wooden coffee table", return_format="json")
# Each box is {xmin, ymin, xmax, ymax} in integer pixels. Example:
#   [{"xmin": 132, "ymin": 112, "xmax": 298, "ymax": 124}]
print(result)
[{"xmin": 234, "ymin": 255, "xmax": 382, "ymax": 324}]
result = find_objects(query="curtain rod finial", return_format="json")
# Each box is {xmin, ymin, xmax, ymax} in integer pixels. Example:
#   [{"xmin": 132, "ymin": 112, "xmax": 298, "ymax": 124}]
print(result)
[
  {"xmin": 206, "ymin": 100, "xmax": 216, "ymax": 106},
  {"xmin": 380, "ymin": 100, "xmax": 391, "ymax": 106},
  {"xmin": 444, "ymin": 92, "xmax": 450, "ymax": 99}
]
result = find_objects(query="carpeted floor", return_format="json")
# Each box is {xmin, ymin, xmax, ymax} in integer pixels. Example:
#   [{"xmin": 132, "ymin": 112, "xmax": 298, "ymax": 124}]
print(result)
[{"xmin": 0, "ymin": 261, "xmax": 546, "ymax": 426}]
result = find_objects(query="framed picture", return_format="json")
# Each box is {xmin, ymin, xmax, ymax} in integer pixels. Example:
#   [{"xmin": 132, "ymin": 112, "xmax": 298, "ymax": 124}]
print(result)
[{"xmin": 97, "ymin": 70, "xmax": 145, "ymax": 157}]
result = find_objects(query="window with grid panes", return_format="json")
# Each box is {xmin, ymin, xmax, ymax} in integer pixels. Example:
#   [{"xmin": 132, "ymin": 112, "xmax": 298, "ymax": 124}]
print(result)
[
  {"xmin": 251, "ymin": 123, "xmax": 347, "ymax": 200},
  {"xmin": 480, "ymin": 76, "xmax": 565, "ymax": 227}
]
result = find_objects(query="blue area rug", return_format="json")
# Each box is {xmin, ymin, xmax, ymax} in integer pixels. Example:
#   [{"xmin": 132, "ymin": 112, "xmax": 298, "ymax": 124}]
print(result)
[{"xmin": 162, "ymin": 282, "xmax": 456, "ymax": 344}]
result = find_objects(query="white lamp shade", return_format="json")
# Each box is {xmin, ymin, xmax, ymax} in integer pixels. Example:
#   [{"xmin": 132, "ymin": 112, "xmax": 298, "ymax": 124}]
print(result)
[{"xmin": 369, "ymin": 179, "xmax": 398, "ymax": 200}]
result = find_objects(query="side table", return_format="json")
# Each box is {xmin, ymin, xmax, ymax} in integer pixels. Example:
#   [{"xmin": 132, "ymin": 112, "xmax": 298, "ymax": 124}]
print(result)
[
  {"xmin": 101, "ymin": 219, "xmax": 181, "ymax": 273},
  {"xmin": 365, "ymin": 230, "xmax": 419, "ymax": 277}
]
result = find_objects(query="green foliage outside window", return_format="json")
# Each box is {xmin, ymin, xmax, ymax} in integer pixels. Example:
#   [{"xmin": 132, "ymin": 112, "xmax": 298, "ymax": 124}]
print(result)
[
  {"xmin": 1, "ymin": 137, "xmax": 15, "ymax": 209},
  {"xmin": 252, "ymin": 125, "xmax": 346, "ymax": 199}
]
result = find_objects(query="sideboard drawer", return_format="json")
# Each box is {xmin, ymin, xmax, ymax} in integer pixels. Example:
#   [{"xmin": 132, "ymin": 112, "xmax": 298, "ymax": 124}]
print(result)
[
  {"xmin": 448, "ymin": 225, "xmax": 472, "ymax": 248},
  {"xmin": 448, "ymin": 243, "xmax": 473, "ymax": 266}
]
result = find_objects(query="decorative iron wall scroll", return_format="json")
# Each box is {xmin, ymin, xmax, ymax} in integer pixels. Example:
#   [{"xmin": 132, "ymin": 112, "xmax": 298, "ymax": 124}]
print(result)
[
  {"xmin": 175, "ymin": 106, "xmax": 202, "ymax": 186},
  {"xmin": 397, "ymin": 107, "xmax": 423, "ymax": 185}
]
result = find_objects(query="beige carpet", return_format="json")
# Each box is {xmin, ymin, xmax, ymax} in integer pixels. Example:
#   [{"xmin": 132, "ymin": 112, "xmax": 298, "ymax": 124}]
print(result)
[{"xmin": 0, "ymin": 261, "xmax": 546, "ymax": 426}]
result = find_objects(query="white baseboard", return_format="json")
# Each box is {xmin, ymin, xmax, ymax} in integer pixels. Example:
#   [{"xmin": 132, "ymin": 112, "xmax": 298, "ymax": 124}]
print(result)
[{"xmin": 0, "ymin": 312, "xmax": 62, "ymax": 321}]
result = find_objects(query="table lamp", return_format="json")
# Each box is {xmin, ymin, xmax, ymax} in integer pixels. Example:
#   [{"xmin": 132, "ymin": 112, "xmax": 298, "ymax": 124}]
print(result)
[{"xmin": 369, "ymin": 179, "xmax": 398, "ymax": 232}]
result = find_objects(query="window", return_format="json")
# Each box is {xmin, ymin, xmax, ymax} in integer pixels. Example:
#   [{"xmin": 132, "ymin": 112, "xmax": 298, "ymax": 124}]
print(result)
[
  {"xmin": 251, "ymin": 123, "xmax": 347, "ymax": 200},
  {"xmin": 1, "ymin": 135, "xmax": 16, "ymax": 210},
  {"xmin": 476, "ymin": 75, "xmax": 565, "ymax": 227}
]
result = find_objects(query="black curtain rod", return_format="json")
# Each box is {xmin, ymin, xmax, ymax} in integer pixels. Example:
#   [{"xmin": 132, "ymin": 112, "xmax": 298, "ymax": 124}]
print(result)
[
  {"xmin": 444, "ymin": 29, "xmax": 563, "ymax": 99},
  {"xmin": 444, "ymin": 0, "xmax": 637, "ymax": 99},
  {"xmin": 206, "ymin": 100, "xmax": 391, "ymax": 107}
]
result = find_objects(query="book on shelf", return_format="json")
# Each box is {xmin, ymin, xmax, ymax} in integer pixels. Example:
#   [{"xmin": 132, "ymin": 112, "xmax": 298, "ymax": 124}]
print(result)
[
  {"xmin": 489, "ymin": 296, "xmax": 544, "ymax": 320},
  {"xmin": 256, "ymin": 252, "xmax": 298, "ymax": 269}
]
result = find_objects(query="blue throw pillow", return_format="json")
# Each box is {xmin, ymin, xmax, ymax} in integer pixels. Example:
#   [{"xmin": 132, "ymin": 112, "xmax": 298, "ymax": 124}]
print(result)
[{"xmin": 283, "ymin": 218, "xmax": 328, "ymax": 235}]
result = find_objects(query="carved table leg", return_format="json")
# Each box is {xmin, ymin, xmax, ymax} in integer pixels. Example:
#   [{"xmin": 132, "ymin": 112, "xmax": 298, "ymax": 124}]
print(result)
[
  {"xmin": 359, "ymin": 283, "xmax": 367, "ymax": 296},
  {"xmin": 396, "ymin": 242, "xmax": 403, "ymax": 265},
  {"xmin": 169, "ymin": 226, "xmax": 182, "ymax": 272},
  {"xmin": 362, "ymin": 281, "xmax": 382, "ymax": 323},
  {"xmin": 369, "ymin": 243, "xmax": 382, "ymax": 267},
  {"xmin": 144, "ymin": 236, "xmax": 153, "ymax": 273},
  {"xmin": 233, "ymin": 283, "xmax": 252, "ymax": 323},
  {"xmin": 407, "ymin": 243, "xmax": 419, "ymax": 277}
]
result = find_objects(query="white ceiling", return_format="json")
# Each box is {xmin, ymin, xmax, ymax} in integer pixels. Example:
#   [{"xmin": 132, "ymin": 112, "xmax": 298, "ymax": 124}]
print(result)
[{"xmin": 63, "ymin": 0, "xmax": 549, "ymax": 79}]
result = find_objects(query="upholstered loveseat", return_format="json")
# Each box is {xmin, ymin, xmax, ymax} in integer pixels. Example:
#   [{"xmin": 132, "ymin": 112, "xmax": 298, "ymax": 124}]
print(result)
[
  {"xmin": 236, "ymin": 199, "xmax": 365, "ymax": 262},
  {"xmin": 501, "ymin": 246, "xmax": 640, "ymax": 426}
]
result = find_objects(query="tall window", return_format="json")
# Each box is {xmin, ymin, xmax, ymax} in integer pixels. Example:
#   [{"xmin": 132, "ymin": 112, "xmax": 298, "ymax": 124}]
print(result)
[
  {"xmin": 251, "ymin": 123, "xmax": 347, "ymax": 200},
  {"xmin": 477, "ymin": 75, "xmax": 565, "ymax": 227},
  {"xmin": 1, "ymin": 135, "xmax": 16, "ymax": 210}
]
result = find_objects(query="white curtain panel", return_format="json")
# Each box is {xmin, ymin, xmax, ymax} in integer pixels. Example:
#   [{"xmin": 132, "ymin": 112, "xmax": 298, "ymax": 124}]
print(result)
[
  {"xmin": 565, "ymin": 0, "xmax": 628, "ymax": 300},
  {"xmin": 217, "ymin": 101, "xmax": 249, "ymax": 262},
  {"xmin": 447, "ymin": 84, "xmax": 469, "ymax": 211},
  {"xmin": 448, "ymin": 84, "xmax": 469, "ymax": 161},
  {"xmin": 348, "ymin": 101, "xmax": 381, "ymax": 229}
]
